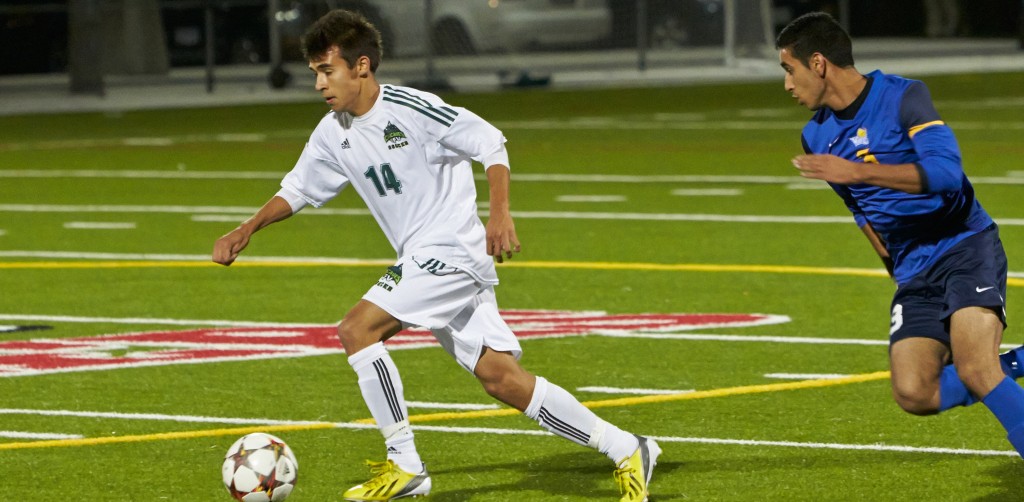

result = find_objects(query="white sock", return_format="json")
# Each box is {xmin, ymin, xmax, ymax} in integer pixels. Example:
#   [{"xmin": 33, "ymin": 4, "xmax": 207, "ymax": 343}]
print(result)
[
  {"xmin": 348, "ymin": 342, "xmax": 422, "ymax": 472},
  {"xmin": 524, "ymin": 377, "xmax": 639, "ymax": 464}
]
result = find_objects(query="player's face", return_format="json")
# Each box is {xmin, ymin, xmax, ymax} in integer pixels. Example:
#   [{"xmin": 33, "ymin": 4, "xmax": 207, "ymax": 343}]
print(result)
[
  {"xmin": 779, "ymin": 48, "xmax": 826, "ymax": 111},
  {"xmin": 308, "ymin": 46, "xmax": 370, "ymax": 115}
]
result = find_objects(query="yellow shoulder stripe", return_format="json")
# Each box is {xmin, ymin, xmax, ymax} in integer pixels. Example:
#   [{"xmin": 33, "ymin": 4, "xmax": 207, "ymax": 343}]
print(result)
[{"xmin": 908, "ymin": 120, "xmax": 945, "ymax": 138}]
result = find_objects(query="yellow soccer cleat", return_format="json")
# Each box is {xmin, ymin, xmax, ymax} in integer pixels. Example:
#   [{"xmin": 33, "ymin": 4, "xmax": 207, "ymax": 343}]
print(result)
[
  {"xmin": 613, "ymin": 435, "xmax": 661, "ymax": 502},
  {"xmin": 343, "ymin": 459, "xmax": 432, "ymax": 501}
]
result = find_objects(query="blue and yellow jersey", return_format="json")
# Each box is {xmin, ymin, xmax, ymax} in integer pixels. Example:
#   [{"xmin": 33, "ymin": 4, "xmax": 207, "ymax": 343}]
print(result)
[{"xmin": 800, "ymin": 70, "xmax": 992, "ymax": 285}]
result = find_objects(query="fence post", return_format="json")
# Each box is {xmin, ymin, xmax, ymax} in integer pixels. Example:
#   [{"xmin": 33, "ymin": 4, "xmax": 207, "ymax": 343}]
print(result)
[{"xmin": 68, "ymin": 0, "xmax": 105, "ymax": 96}]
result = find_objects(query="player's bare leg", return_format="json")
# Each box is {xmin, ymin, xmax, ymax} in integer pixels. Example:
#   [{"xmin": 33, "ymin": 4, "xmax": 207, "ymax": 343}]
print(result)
[
  {"xmin": 950, "ymin": 306, "xmax": 1006, "ymax": 397},
  {"xmin": 889, "ymin": 337, "xmax": 948, "ymax": 415}
]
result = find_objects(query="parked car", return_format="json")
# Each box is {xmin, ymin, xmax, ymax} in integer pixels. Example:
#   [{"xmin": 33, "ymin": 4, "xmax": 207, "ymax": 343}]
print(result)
[
  {"xmin": 281, "ymin": 0, "xmax": 613, "ymax": 58},
  {"xmin": 162, "ymin": 0, "xmax": 270, "ymax": 67}
]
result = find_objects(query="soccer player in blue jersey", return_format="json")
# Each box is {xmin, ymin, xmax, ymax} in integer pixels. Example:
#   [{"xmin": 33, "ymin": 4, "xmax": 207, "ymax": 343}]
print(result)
[{"xmin": 776, "ymin": 12, "xmax": 1024, "ymax": 457}]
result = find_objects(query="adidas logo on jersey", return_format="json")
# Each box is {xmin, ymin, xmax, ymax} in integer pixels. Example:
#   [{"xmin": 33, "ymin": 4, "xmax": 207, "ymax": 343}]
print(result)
[{"xmin": 341, "ymin": 139, "xmax": 351, "ymax": 149}]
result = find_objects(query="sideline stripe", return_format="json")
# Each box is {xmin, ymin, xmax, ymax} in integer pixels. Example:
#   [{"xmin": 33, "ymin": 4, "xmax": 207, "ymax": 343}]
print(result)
[
  {"xmin": 764, "ymin": 373, "xmax": 851, "ymax": 380},
  {"xmin": 0, "ymin": 423, "xmax": 346, "ymax": 451},
  {"xmin": 1, "ymin": 255, "xmax": 1021, "ymax": 287},
  {"xmin": 0, "ymin": 372, "xmax": 891, "ymax": 451},
  {"xmin": 0, "ymin": 420, "xmax": 1012, "ymax": 457},
  {"xmin": 4, "ymin": 202, "xmax": 1024, "ymax": 226},
  {"xmin": 649, "ymin": 435, "xmax": 1016, "ymax": 457},
  {"xmin": 0, "ymin": 431, "xmax": 83, "ymax": 440},
  {"xmin": 577, "ymin": 386, "xmax": 695, "ymax": 395},
  {"xmin": 353, "ymin": 371, "xmax": 892, "ymax": 424}
]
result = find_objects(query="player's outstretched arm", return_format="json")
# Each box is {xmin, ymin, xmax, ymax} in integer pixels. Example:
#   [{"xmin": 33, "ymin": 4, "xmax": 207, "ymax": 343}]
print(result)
[
  {"xmin": 212, "ymin": 196, "xmax": 294, "ymax": 266},
  {"xmin": 484, "ymin": 164, "xmax": 521, "ymax": 263},
  {"xmin": 792, "ymin": 154, "xmax": 924, "ymax": 193}
]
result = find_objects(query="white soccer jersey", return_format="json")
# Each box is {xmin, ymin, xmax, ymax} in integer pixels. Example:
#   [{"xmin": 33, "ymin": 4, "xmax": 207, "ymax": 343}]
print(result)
[{"xmin": 276, "ymin": 84, "xmax": 510, "ymax": 284}]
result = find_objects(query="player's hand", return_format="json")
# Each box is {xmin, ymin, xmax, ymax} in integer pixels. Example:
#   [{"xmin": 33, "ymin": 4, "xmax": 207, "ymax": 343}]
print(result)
[
  {"xmin": 486, "ymin": 212, "xmax": 521, "ymax": 263},
  {"xmin": 212, "ymin": 229, "xmax": 251, "ymax": 266},
  {"xmin": 792, "ymin": 154, "xmax": 863, "ymax": 185}
]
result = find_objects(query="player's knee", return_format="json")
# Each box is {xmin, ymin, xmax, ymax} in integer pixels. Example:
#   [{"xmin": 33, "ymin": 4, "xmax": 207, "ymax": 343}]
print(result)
[
  {"xmin": 336, "ymin": 319, "xmax": 375, "ymax": 354},
  {"xmin": 477, "ymin": 364, "xmax": 531, "ymax": 403},
  {"xmin": 954, "ymin": 359, "xmax": 1004, "ymax": 397},
  {"xmin": 891, "ymin": 381, "xmax": 939, "ymax": 416}
]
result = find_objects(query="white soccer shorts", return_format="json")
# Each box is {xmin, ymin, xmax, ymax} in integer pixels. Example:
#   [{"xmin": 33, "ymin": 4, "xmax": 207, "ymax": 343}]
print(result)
[{"xmin": 361, "ymin": 254, "xmax": 522, "ymax": 372}]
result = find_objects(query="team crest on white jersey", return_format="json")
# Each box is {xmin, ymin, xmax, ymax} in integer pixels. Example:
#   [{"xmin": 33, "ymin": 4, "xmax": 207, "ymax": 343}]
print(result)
[
  {"xmin": 848, "ymin": 128, "xmax": 870, "ymax": 147},
  {"xmin": 384, "ymin": 121, "xmax": 409, "ymax": 150}
]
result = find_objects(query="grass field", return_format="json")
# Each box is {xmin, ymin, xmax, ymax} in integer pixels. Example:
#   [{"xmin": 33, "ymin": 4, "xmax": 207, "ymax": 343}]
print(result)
[{"xmin": 1, "ymin": 70, "xmax": 1023, "ymax": 501}]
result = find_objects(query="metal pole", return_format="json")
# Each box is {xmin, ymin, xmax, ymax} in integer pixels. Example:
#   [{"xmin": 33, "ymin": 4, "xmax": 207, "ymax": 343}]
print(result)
[
  {"xmin": 838, "ymin": 0, "xmax": 851, "ymax": 33},
  {"xmin": 68, "ymin": 0, "xmax": 105, "ymax": 96},
  {"xmin": 636, "ymin": 0, "xmax": 647, "ymax": 71},
  {"xmin": 268, "ymin": 0, "xmax": 281, "ymax": 67},
  {"xmin": 424, "ymin": 0, "xmax": 437, "ymax": 82},
  {"xmin": 723, "ymin": 0, "xmax": 735, "ymax": 67},
  {"xmin": 204, "ymin": 0, "xmax": 215, "ymax": 93}
]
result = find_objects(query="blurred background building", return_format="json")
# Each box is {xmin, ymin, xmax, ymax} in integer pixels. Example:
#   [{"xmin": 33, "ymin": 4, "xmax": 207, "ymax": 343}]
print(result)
[{"xmin": 0, "ymin": 0, "xmax": 1022, "ymax": 106}]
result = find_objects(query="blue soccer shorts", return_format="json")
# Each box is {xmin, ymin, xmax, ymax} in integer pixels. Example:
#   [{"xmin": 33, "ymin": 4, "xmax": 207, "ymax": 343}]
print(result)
[{"xmin": 889, "ymin": 224, "xmax": 1008, "ymax": 346}]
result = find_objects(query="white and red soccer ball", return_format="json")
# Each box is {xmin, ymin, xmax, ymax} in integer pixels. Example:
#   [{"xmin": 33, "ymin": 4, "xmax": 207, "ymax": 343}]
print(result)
[{"xmin": 222, "ymin": 432, "xmax": 298, "ymax": 501}]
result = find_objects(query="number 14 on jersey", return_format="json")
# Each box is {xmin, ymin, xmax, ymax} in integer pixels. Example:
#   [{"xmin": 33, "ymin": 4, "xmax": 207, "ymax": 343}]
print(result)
[{"xmin": 364, "ymin": 163, "xmax": 403, "ymax": 196}]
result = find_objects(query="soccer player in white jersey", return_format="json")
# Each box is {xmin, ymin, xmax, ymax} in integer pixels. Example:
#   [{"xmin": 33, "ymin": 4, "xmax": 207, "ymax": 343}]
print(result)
[{"xmin": 212, "ymin": 9, "xmax": 659, "ymax": 502}]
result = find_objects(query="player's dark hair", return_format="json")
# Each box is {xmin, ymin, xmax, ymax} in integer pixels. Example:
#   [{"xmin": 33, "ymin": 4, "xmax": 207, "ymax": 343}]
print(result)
[
  {"xmin": 301, "ymin": 9, "xmax": 382, "ymax": 72},
  {"xmin": 775, "ymin": 12, "xmax": 854, "ymax": 68}
]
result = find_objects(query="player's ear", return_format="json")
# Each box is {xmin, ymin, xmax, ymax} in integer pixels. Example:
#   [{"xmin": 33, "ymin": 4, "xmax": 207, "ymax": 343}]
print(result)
[
  {"xmin": 358, "ymin": 56, "xmax": 370, "ymax": 78},
  {"xmin": 811, "ymin": 53, "xmax": 826, "ymax": 79}
]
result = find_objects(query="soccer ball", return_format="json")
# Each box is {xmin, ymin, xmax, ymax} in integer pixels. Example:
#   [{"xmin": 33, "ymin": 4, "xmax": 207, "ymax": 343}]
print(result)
[{"xmin": 221, "ymin": 432, "xmax": 298, "ymax": 502}]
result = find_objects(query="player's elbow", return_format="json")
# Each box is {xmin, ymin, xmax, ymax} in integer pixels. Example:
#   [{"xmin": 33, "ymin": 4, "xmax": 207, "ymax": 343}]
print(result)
[{"xmin": 917, "ymin": 158, "xmax": 962, "ymax": 194}]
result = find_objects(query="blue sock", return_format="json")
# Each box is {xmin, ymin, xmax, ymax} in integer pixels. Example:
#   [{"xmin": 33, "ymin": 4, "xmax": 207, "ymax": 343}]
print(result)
[
  {"xmin": 1000, "ymin": 348, "xmax": 1024, "ymax": 379},
  {"xmin": 938, "ymin": 349, "xmax": 1024, "ymax": 411},
  {"xmin": 939, "ymin": 364, "xmax": 979, "ymax": 411},
  {"xmin": 981, "ymin": 377, "xmax": 1024, "ymax": 458}
]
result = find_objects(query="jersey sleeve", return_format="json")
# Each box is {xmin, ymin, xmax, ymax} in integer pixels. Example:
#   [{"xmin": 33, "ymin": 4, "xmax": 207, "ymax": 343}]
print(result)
[
  {"xmin": 440, "ymin": 107, "xmax": 510, "ymax": 168},
  {"xmin": 900, "ymin": 81, "xmax": 962, "ymax": 193},
  {"xmin": 278, "ymin": 123, "xmax": 350, "ymax": 210},
  {"xmin": 383, "ymin": 86, "xmax": 509, "ymax": 169}
]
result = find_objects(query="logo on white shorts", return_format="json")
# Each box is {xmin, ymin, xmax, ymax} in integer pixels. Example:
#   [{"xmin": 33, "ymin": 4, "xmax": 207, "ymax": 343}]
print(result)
[
  {"xmin": 376, "ymin": 264, "xmax": 403, "ymax": 291},
  {"xmin": 413, "ymin": 258, "xmax": 451, "ymax": 276}
]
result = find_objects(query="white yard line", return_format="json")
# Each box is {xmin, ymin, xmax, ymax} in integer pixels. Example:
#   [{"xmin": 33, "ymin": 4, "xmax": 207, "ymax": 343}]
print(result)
[
  {"xmin": 3, "ymin": 311, "xmax": 1016, "ymax": 350},
  {"xmin": 555, "ymin": 195, "xmax": 627, "ymax": 202},
  {"xmin": 764, "ymin": 373, "xmax": 852, "ymax": 380},
  {"xmin": 0, "ymin": 431, "xmax": 84, "ymax": 440},
  {"xmin": 405, "ymin": 401, "xmax": 500, "ymax": 411},
  {"xmin": 0, "ymin": 408, "xmax": 1012, "ymax": 457},
  {"xmin": 670, "ymin": 188, "xmax": 743, "ymax": 196},
  {"xmin": 577, "ymin": 386, "xmax": 695, "ymax": 395},
  {"xmin": 5, "ymin": 169, "xmax": 1024, "ymax": 187},
  {"xmin": 191, "ymin": 214, "xmax": 253, "ymax": 222},
  {"xmin": 63, "ymin": 222, "xmax": 136, "ymax": 230},
  {"xmin": 0, "ymin": 314, "xmax": 322, "ymax": 328},
  {"xmin": 0, "ymin": 250, "xmax": 392, "ymax": 264},
  {"xmin": 8, "ymin": 203, "xmax": 1021, "ymax": 226}
]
